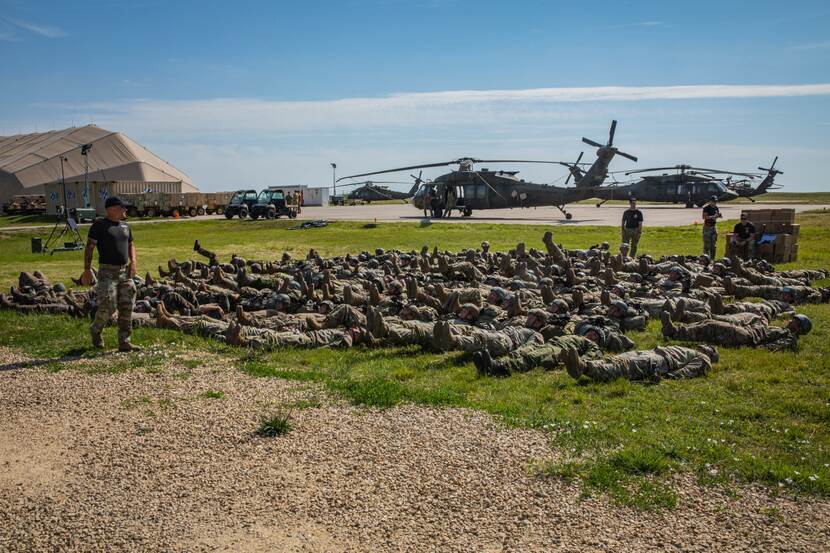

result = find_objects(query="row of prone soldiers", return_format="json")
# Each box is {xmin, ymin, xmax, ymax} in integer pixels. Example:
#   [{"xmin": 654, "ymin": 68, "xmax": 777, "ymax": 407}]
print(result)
[{"xmin": 2, "ymin": 232, "xmax": 826, "ymax": 383}]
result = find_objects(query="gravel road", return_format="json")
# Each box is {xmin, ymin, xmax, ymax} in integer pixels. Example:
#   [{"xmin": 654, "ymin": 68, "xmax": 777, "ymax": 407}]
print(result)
[{"xmin": 1, "ymin": 346, "xmax": 828, "ymax": 552}]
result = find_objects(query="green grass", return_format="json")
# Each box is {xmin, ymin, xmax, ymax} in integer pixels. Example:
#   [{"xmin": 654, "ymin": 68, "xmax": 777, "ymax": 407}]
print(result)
[
  {"xmin": 1, "ymin": 212, "xmax": 829, "ymax": 507},
  {"xmin": 256, "ymin": 410, "xmax": 293, "ymax": 437}
]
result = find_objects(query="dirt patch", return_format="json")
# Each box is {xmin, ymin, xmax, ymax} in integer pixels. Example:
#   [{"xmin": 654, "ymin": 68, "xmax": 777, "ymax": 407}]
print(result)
[{"xmin": 0, "ymin": 346, "xmax": 828, "ymax": 552}]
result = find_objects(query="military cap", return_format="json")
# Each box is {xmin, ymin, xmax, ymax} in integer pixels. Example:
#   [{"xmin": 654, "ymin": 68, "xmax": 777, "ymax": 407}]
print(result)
[
  {"xmin": 709, "ymin": 195, "xmax": 718, "ymax": 201},
  {"xmin": 105, "ymin": 195, "xmax": 131, "ymax": 208}
]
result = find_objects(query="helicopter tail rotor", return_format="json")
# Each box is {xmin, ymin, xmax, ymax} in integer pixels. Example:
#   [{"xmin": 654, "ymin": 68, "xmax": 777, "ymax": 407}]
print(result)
[
  {"xmin": 408, "ymin": 170, "xmax": 424, "ymax": 196},
  {"xmin": 563, "ymin": 151, "xmax": 585, "ymax": 185},
  {"xmin": 582, "ymin": 120, "xmax": 638, "ymax": 162},
  {"xmin": 758, "ymin": 156, "xmax": 783, "ymax": 176}
]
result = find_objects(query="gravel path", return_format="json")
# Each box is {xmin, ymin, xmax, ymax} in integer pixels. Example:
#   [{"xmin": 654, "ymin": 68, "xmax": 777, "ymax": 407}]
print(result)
[{"xmin": 1, "ymin": 346, "xmax": 828, "ymax": 552}]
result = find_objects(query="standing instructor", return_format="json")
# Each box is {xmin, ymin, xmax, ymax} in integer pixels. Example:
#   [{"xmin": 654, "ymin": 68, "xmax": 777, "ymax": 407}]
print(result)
[
  {"xmin": 621, "ymin": 196, "xmax": 643, "ymax": 258},
  {"xmin": 81, "ymin": 196, "xmax": 141, "ymax": 352}
]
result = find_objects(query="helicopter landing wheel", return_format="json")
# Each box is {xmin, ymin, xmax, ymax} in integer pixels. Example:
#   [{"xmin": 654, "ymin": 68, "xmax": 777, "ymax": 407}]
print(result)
[{"xmin": 565, "ymin": 212, "xmax": 573, "ymax": 220}]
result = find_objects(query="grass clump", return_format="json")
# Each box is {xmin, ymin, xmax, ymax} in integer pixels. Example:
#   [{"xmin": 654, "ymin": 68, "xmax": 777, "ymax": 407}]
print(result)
[
  {"xmin": 256, "ymin": 410, "xmax": 293, "ymax": 437},
  {"xmin": 200, "ymin": 389, "xmax": 225, "ymax": 399}
]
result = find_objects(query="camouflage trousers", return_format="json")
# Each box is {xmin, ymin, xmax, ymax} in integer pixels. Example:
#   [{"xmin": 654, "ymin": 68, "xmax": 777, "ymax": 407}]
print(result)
[
  {"xmin": 670, "ymin": 319, "xmax": 791, "ymax": 349},
  {"xmin": 453, "ymin": 325, "xmax": 542, "ymax": 357},
  {"xmin": 90, "ymin": 264, "xmax": 136, "ymax": 344},
  {"xmin": 582, "ymin": 346, "xmax": 710, "ymax": 382},
  {"xmin": 702, "ymin": 225, "xmax": 718, "ymax": 259},
  {"xmin": 499, "ymin": 335, "xmax": 600, "ymax": 375},
  {"xmin": 239, "ymin": 327, "xmax": 352, "ymax": 349},
  {"xmin": 621, "ymin": 227, "xmax": 641, "ymax": 258}
]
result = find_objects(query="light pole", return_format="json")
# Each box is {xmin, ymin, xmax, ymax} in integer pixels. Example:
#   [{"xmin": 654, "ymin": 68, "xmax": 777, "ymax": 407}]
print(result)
[
  {"xmin": 81, "ymin": 143, "xmax": 93, "ymax": 208},
  {"xmin": 331, "ymin": 162, "xmax": 337, "ymax": 196},
  {"xmin": 59, "ymin": 154, "xmax": 68, "ymax": 214}
]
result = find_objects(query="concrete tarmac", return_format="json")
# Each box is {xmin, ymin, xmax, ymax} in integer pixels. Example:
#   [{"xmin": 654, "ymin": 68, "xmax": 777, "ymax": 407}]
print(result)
[
  {"xmin": 2, "ymin": 203, "xmax": 825, "ymax": 232},
  {"xmin": 294, "ymin": 202, "xmax": 827, "ymax": 226}
]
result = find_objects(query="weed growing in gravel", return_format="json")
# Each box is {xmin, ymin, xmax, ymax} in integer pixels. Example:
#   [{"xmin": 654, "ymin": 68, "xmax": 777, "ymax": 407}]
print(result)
[
  {"xmin": 200, "ymin": 389, "xmax": 225, "ymax": 399},
  {"xmin": 256, "ymin": 410, "xmax": 294, "ymax": 437}
]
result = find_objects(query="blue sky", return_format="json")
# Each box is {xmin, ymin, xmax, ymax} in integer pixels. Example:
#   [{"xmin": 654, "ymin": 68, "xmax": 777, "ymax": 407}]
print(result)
[{"xmin": 1, "ymin": 0, "xmax": 829, "ymax": 191}]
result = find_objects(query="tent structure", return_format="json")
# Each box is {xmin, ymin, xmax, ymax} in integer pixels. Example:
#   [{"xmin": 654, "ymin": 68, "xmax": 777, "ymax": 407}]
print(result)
[{"xmin": 0, "ymin": 125, "xmax": 197, "ymax": 206}]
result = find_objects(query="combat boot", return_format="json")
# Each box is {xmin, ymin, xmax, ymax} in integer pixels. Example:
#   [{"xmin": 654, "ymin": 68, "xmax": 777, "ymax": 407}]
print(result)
[
  {"xmin": 118, "ymin": 341, "xmax": 142, "ymax": 353},
  {"xmin": 562, "ymin": 346, "xmax": 585, "ymax": 380},
  {"xmin": 91, "ymin": 332, "xmax": 104, "ymax": 349},
  {"xmin": 660, "ymin": 310, "xmax": 677, "ymax": 338}
]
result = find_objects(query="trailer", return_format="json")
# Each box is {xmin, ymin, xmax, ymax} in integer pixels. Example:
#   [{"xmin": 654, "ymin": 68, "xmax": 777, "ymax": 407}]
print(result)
[{"xmin": 2, "ymin": 194, "xmax": 47, "ymax": 215}]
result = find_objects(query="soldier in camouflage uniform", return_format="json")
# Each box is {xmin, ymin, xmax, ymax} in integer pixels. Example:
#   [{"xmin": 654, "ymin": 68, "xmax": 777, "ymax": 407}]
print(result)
[
  {"xmin": 472, "ymin": 333, "xmax": 601, "ymax": 377},
  {"xmin": 701, "ymin": 196, "xmax": 721, "ymax": 260},
  {"xmin": 661, "ymin": 311, "xmax": 811, "ymax": 351},
  {"xmin": 562, "ymin": 343, "xmax": 718, "ymax": 382}
]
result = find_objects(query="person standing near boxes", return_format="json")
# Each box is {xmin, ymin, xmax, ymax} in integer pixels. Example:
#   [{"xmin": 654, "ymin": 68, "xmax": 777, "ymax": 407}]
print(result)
[
  {"xmin": 701, "ymin": 196, "xmax": 721, "ymax": 259},
  {"xmin": 731, "ymin": 213, "xmax": 756, "ymax": 260}
]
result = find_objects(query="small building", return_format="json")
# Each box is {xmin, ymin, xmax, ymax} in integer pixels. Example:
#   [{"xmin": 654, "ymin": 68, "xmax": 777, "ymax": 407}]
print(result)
[{"xmin": 268, "ymin": 185, "xmax": 329, "ymax": 206}]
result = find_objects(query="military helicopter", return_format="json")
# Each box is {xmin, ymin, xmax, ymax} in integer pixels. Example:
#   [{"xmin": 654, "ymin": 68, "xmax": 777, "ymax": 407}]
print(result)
[
  {"xmin": 590, "ymin": 165, "xmax": 750, "ymax": 207},
  {"xmin": 724, "ymin": 157, "xmax": 783, "ymax": 202},
  {"xmin": 339, "ymin": 180, "xmax": 414, "ymax": 203},
  {"xmin": 559, "ymin": 120, "xmax": 638, "ymax": 187},
  {"xmin": 336, "ymin": 121, "xmax": 636, "ymax": 220}
]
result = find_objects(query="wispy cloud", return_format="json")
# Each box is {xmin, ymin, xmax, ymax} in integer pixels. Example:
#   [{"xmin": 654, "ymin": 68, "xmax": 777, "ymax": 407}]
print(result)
[
  {"xmin": 37, "ymin": 83, "xmax": 830, "ymax": 136},
  {"xmin": 4, "ymin": 16, "xmax": 65, "ymax": 38},
  {"xmin": 788, "ymin": 40, "xmax": 830, "ymax": 51},
  {"xmin": 601, "ymin": 20, "xmax": 665, "ymax": 30}
]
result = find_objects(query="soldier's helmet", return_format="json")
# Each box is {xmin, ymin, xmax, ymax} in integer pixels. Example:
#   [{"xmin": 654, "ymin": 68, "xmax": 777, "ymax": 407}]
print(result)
[
  {"xmin": 718, "ymin": 257, "xmax": 732, "ymax": 267},
  {"xmin": 274, "ymin": 293, "xmax": 291, "ymax": 306},
  {"xmin": 669, "ymin": 265, "xmax": 685, "ymax": 276},
  {"xmin": 481, "ymin": 240, "xmax": 490, "ymax": 250},
  {"xmin": 698, "ymin": 254, "xmax": 710, "ymax": 265},
  {"xmin": 793, "ymin": 314, "xmax": 812, "ymax": 335},
  {"xmin": 459, "ymin": 303, "xmax": 480, "ymax": 321},
  {"xmin": 712, "ymin": 262, "xmax": 726, "ymax": 274},
  {"xmin": 488, "ymin": 286, "xmax": 507, "ymax": 302},
  {"xmin": 620, "ymin": 242, "xmax": 630, "ymax": 253},
  {"xmin": 600, "ymin": 242, "xmax": 610, "ymax": 250},
  {"xmin": 549, "ymin": 298, "xmax": 570, "ymax": 314},
  {"xmin": 375, "ymin": 248, "xmax": 385, "ymax": 257},
  {"xmin": 52, "ymin": 282, "xmax": 66, "ymax": 293},
  {"xmin": 402, "ymin": 304, "xmax": 420, "ymax": 319},
  {"xmin": 578, "ymin": 325, "xmax": 605, "ymax": 344},
  {"xmin": 611, "ymin": 284, "xmax": 626, "ymax": 298},
  {"xmin": 780, "ymin": 286, "xmax": 796, "ymax": 301},
  {"xmin": 387, "ymin": 280, "xmax": 404, "ymax": 295},
  {"xmin": 696, "ymin": 344, "xmax": 719, "ymax": 363},
  {"xmin": 318, "ymin": 300, "xmax": 334, "ymax": 313},
  {"xmin": 610, "ymin": 300, "xmax": 628, "ymax": 315},
  {"xmin": 527, "ymin": 308, "xmax": 548, "ymax": 327}
]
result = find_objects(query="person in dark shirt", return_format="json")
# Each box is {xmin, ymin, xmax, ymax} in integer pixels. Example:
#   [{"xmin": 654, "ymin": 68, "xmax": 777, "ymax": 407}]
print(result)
[
  {"xmin": 620, "ymin": 196, "xmax": 644, "ymax": 257},
  {"xmin": 701, "ymin": 196, "xmax": 721, "ymax": 259},
  {"xmin": 82, "ymin": 196, "xmax": 141, "ymax": 352},
  {"xmin": 730, "ymin": 213, "xmax": 756, "ymax": 260}
]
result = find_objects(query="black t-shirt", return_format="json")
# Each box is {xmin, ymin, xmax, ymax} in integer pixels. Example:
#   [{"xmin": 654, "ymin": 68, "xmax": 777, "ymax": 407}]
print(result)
[
  {"xmin": 702, "ymin": 204, "xmax": 720, "ymax": 226},
  {"xmin": 622, "ymin": 208, "xmax": 643, "ymax": 229},
  {"xmin": 733, "ymin": 221, "xmax": 756, "ymax": 240},
  {"xmin": 88, "ymin": 218, "xmax": 133, "ymax": 266}
]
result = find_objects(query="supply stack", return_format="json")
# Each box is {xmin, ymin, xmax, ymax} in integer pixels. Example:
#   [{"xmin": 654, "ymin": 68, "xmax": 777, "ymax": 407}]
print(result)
[{"xmin": 727, "ymin": 208, "xmax": 798, "ymax": 263}]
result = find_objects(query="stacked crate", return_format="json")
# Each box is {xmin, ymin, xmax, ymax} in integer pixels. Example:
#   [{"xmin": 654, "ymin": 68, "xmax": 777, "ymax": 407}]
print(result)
[{"xmin": 726, "ymin": 208, "xmax": 798, "ymax": 263}]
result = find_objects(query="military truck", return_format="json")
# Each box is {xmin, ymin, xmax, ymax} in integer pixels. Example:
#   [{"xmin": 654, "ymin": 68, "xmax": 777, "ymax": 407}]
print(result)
[
  {"xmin": 249, "ymin": 189, "xmax": 298, "ymax": 219},
  {"xmin": 223, "ymin": 190, "xmax": 259, "ymax": 219}
]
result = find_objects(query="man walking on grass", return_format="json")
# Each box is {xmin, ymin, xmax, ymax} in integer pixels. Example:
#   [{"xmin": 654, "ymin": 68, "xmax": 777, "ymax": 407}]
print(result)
[
  {"xmin": 81, "ymin": 196, "xmax": 141, "ymax": 352},
  {"xmin": 621, "ymin": 196, "xmax": 643, "ymax": 257}
]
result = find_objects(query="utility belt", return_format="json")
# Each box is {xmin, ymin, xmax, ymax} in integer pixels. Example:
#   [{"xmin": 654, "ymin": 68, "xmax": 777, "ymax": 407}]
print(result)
[{"xmin": 99, "ymin": 263, "xmax": 128, "ymax": 271}]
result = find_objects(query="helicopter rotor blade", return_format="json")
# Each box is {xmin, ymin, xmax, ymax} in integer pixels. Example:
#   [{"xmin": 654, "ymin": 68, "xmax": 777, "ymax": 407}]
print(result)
[
  {"xmin": 474, "ymin": 159, "xmax": 569, "ymax": 165},
  {"xmin": 582, "ymin": 137, "xmax": 604, "ymax": 149},
  {"xmin": 615, "ymin": 150, "xmax": 638, "ymax": 162},
  {"xmin": 687, "ymin": 167, "xmax": 758, "ymax": 177},
  {"xmin": 608, "ymin": 120, "xmax": 617, "ymax": 146},
  {"xmin": 336, "ymin": 161, "xmax": 457, "ymax": 181}
]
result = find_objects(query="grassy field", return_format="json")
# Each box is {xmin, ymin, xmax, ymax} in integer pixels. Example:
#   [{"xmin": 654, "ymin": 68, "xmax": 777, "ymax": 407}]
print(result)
[{"xmin": 1, "ymin": 212, "xmax": 828, "ymax": 508}]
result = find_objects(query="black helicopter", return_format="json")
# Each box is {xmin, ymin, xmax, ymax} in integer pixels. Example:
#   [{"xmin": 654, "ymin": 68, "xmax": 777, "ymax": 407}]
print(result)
[
  {"xmin": 336, "ymin": 121, "xmax": 636, "ymax": 219},
  {"xmin": 339, "ymin": 180, "xmax": 414, "ymax": 203},
  {"xmin": 589, "ymin": 165, "xmax": 758, "ymax": 207},
  {"xmin": 724, "ymin": 157, "xmax": 783, "ymax": 201}
]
